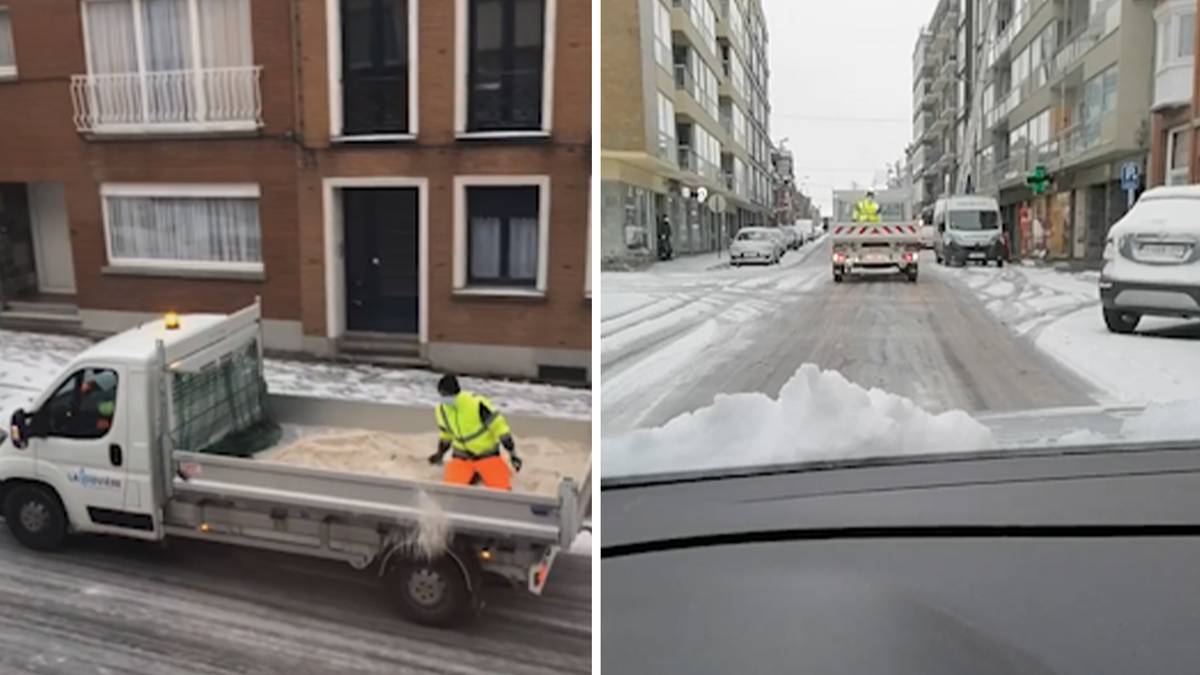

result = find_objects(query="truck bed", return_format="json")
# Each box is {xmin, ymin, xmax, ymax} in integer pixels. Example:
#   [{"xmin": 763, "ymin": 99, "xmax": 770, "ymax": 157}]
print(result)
[{"xmin": 164, "ymin": 394, "xmax": 589, "ymax": 565}]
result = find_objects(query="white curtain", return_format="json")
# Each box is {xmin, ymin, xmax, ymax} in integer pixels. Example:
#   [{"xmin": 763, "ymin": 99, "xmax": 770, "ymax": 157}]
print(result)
[
  {"xmin": 107, "ymin": 196, "xmax": 262, "ymax": 264},
  {"xmin": 469, "ymin": 216, "xmax": 503, "ymax": 280},
  {"xmin": 199, "ymin": 0, "xmax": 253, "ymax": 120},
  {"xmin": 199, "ymin": 0, "xmax": 252, "ymax": 67},
  {"xmin": 0, "ymin": 10, "xmax": 15, "ymax": 68},
  {"xmin": 85, "ymin": 1, "xmax": 138, "ymax": 74},
  {"xmin": 508, "ymin": 217, "xmax": 538, "ymax": 280}
]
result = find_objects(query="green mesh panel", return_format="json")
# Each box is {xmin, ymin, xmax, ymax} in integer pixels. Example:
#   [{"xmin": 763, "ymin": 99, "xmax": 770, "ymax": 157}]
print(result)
[{"xmin": 171, "ymin": 340, "xmax": 280, "ymax": 457}]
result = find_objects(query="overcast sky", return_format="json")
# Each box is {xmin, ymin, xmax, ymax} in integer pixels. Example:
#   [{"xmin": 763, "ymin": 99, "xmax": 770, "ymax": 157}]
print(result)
[{"xmin": 763, "ymin": 0, "xmax": 937, "ymax": 214}]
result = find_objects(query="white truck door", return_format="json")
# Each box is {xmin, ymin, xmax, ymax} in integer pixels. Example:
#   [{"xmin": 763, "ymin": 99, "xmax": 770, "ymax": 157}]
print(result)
[{"xmin": 33, "ymin": 365, "xmax": 152, "ymax": 535}]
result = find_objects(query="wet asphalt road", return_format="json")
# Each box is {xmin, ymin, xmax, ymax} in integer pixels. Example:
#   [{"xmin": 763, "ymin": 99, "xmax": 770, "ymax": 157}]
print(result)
[
  {"xmin": 0, "ymin": 527, "xmax": 590, "ymax": 674},
  {"xmin": 602, "ymin": 238, "xmax": 1097, "ymax": 435}
]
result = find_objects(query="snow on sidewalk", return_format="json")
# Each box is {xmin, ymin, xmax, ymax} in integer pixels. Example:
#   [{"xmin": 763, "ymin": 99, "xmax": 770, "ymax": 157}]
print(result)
[
  {"xmin": 935, "ymin": 262, "xmax": 1200, "ymax": 406},
  {"xmin": 0, "ymin": 329, "xmax": 590, "ymax": 420}
]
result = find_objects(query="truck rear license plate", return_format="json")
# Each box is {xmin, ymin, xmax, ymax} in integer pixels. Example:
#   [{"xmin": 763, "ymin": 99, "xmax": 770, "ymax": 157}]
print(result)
[{"xmin": 866, "ymin": 254, "xmax": 888, "ymax": 263}]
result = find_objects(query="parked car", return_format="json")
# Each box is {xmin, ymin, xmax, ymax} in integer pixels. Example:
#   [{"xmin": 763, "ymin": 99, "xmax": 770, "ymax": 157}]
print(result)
[
  {"xmin": 767, "ymin": 228, "xmax": 789, "ymax": 257},
  {"xmin": 731, "ymin": 227, "xmax": 783, "ymax": 266},
  {"xmin": 920, "ymin": 223, "xmax": 936, "ymax": 249},
  {"xmin": 779, "ymin": 226, "xmax": 800, "ymax": 251},
  {"xmin": 1099, "ymin": 186, "xmax": 1200, "ymax": 334}
]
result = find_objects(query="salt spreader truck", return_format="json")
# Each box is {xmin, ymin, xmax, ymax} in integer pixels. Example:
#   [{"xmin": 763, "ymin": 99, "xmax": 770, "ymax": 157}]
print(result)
[
  {"xmin": 0, "ymin": 301, "xmax": 589, "ymax": 627},
  {"xmin": 830, "ymin": 188, "xmax": 922, "ymax": 283}
]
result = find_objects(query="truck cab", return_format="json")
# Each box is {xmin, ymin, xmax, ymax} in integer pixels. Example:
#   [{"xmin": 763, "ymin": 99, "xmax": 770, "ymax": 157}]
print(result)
[
  {"xmin": 1, "ymin": 313, "xmax": 240, "ymax": 548},
  {"xmin": 933, "ymin": 196, "xmax": 1006, "ymax": 267}
]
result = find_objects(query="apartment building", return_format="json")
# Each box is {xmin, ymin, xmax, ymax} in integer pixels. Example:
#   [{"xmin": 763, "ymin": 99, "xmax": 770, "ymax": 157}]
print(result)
[
  {"xmin": 954, "ymin": 0, "xmax": 1154, "ymax": 263},
  {"xmin": 0, "ymin": 0, "xmax": 590, "ymax": 383},
  {"xmin": 1147, "ymin": 0, "xmax": 1197, "ymax": 187},
  {"xmin": 600, "ymin": 0, "xmax": 773, "ymax": 265},
  {"xmin": 909, "ymin": 0, "xmax": 962, "ymax": 219}
]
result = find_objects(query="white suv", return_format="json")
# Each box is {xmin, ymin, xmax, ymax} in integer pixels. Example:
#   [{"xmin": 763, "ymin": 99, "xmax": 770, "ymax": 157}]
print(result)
[{"xmin": 1100, "ymin": 186, "xmax": 1200, "ymax": 333}]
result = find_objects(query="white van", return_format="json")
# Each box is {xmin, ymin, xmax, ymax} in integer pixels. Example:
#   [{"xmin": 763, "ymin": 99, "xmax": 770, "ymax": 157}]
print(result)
[{"xmin": 933, "ymin": 196, "xmax": 1005, "ymax": 267}]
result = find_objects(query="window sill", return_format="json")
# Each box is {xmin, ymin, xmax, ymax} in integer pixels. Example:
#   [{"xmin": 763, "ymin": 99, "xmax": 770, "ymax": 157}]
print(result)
[
  {"xmin": 0, "ymin": 68, "xmax": 17, "ymax": 82},
  {"xmin": 453, "ymin": 287, "xmax": 546, "ymax": 299},
  {"xmin": 455, "ymin": 130, "xmax": 552, "ymax": 141},
  {"xmin": 333, "ymin": 133, "xmax": 417, "ymax": 143},
  {"xmin": 82, "ymin": 123, "xmax": 261, "ymax": 142},
  {"xmin": 102, "ymin": 265, "xmax": 266, "ymax": 282}
]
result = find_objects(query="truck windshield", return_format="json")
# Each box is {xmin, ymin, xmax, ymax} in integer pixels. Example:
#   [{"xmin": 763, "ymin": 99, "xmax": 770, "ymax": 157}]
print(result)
[{"xmin": 949, "ymin": 210, "xmax": 999, "ymax": 231}]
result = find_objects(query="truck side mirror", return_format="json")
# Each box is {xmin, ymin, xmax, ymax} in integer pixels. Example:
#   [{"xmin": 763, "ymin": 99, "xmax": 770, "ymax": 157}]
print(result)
[{"xmin": 9, "ymin": 409, "xmax": 29, "ymax": 449}]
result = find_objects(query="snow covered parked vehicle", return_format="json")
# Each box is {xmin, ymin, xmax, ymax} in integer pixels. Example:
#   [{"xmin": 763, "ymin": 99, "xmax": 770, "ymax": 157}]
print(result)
[
  {"xmin": 0, "ymin": 302, "xmax": 589, "ymax": 627},
  {"xmin": 731, "ymin": 227, "xmax": 783, "ymax": 266},
  {"xmin": 1100, "ymin": 186, "xmax": 1200, "ymax": 334}
]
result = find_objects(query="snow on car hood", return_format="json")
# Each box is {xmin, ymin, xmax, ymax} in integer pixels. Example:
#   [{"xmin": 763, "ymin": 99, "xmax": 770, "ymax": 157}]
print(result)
[{"xmin": 602, "ymin": 364, "xmax": 996, "ymax": 477}]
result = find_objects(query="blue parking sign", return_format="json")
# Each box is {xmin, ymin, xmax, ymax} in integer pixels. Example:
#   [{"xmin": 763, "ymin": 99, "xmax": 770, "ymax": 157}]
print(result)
[{"xmin": 1120, "ymin": 162, "xmax": 1140, "ymax": 191}]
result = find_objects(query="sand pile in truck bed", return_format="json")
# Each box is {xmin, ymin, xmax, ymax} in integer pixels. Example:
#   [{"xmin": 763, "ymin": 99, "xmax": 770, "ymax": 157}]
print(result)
[{"xmin": 264, "ymin": 429, "xmax": 588, "ymax": 497}]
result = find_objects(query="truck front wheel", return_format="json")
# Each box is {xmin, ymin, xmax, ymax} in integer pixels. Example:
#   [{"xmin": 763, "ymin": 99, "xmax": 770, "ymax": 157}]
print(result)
[
  {"xmin": 3, "ymin": 484, "xmax": 67, "ymax": 551},
  {"xmin": 387, "ymin": 554, "xmax": 476, "ymax": 627}
]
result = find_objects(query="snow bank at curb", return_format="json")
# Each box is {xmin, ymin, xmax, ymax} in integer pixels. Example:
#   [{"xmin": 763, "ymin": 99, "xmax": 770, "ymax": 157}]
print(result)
[{"xmin": 602, "ymin": 364, "xmax": 996, "ymax": 476}]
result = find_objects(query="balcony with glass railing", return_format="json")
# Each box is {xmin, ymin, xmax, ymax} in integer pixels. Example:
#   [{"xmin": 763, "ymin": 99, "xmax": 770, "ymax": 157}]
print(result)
[
  {"xmin": 70, "ymin": 66, "xmax": 264, "ymax": 134},
  {"xmin": 1055, "ymin": 111, "xmax": 1117, "ymax": 165},
  {"xmin": 675, "ymin": 64, "xmax": 697, "ymax": 99},
  {"xmin": 658, "ymin": 131, "xmax": 678, "ymax": 164},
  {"xmin": 1048, "ymin": 3, "xmax": 1121, "ymax": 84}
]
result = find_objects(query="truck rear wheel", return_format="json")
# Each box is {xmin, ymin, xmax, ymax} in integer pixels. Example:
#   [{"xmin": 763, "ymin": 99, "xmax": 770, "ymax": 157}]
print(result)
[
  {"xmin": 3, "ymin": 484, "xmax": 67, "ymax": 551},
  {"xmin": 387, "ymin": 554, "xmax": 476, "ymax": 628}
]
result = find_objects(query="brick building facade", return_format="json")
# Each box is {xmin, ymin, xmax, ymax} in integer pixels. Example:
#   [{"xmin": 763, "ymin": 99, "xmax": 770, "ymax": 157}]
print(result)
[{"xmin": 0, "ymin": 0, "xmax": 590, "ymax": 383}]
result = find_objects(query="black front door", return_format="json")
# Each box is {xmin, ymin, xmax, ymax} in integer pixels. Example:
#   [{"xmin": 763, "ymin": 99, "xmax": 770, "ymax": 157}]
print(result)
[
  {"xmin": 341, "ymin": 0, "xmax": 410, "ymax": 135},
  {"xmin": 344, "ymin": 188, "xmax": 419, "ymax": 333}
]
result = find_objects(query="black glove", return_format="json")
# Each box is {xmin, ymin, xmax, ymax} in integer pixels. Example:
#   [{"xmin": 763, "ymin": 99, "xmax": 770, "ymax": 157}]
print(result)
[
  {"xmin": 510, "ymin": 453, "xmax": 523, "ymax": 472},
  {"xmin": 427, "ymin": 450, "xmax": 444, "ymax": 466}
]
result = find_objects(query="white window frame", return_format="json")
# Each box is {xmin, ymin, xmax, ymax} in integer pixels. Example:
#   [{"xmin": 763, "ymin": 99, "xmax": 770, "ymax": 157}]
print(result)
[
  {"xmin": 1156, "ymin": 1, "xmax": 1196, "ymax": 70},
  {"xmin": 321, "ymin": 177, "xmax": 430, "ymax": 341},
  {"xmin": 452, "ymin": 175, "xmax": 551, "ymax": 296},
  {"xmin": 100, "ymin": 183, "xmax": 264, "ymax": 273},
  {"xmin": 454, "ymin": 0, "xmax": 557, "ymax": 139},
  {"xmin": 326, "ymin": 0, "xmax": 420, "ymax": 142},
  {"xmin": 79, "ymin": 0, "xmax": 260, "ymax": 134},
  {"xmin": 0, "ymin": 6, "xmax": 16, "ymax": 79},
  {"xmin": 1165, "ymin": 125, "xmax": 1191, "ymax": 186}
]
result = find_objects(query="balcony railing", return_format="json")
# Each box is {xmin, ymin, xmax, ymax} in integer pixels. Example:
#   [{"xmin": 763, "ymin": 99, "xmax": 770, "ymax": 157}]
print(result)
[
  {"xmin": 658, "ymin": 132, "xmax": 677, "ymax": 164},
  {"xmin": 1058, "ymin": 112, "xmax": 1116, "ymax": 162},
  {"xmin": 674, "ymin": 64, "xmax": 696, "ymax": 98},
  {"xmin": 70, "ymin": 66, "xmax": 264, "ymax": 134}
]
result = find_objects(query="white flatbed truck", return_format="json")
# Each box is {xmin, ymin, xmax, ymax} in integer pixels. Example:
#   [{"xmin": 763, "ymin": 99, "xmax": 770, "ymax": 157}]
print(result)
[
  {"xmin": 0, "ymin": 301, "xmax": 589, "ymax": 627},
  {"xmin": 831, "ymin": 188, "xmax": 922, "ymax": 283}
]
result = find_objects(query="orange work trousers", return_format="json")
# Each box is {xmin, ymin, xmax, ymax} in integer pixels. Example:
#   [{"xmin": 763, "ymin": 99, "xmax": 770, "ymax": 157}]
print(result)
[{"xmin": 444, "ymin": 455, "xmax": 512, "ymax": 491}]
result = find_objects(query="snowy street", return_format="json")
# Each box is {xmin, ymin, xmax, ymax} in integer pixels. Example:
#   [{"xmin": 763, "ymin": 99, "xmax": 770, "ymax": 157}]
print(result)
[
  {"xmin": 0, "ymin": 532, "xmax": 590, "ymax": 674},
  {"xmin": 602, "ymin": 237, "xmax": 1106, "ymax": 436},
  {"xmin": 602, "ymin": 237, "xmax": 1200, "ymax": 472}
]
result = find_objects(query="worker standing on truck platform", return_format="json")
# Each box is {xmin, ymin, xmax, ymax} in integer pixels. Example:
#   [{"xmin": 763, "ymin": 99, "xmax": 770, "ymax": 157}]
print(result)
[
  {"xmin": 427, "ymin": 374, "xmax": 523, "ymax": 490},
  {"xmin": 852, "ymin": 190, "xmax": 882, "ymax": 223}
]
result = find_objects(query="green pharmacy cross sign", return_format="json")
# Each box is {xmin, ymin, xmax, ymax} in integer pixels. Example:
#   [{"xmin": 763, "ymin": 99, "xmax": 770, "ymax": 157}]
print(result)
[{"xmin": 1026, "ymin": 165, "xmax": 1051, "ymax": 195}]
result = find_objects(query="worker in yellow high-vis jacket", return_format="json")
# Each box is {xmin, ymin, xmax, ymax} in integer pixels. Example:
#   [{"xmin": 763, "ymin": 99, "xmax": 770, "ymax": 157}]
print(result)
[
  {"xmin": 852, "ymin": 190, "xmax": 882, "ymax": 223},
  {"xmin": 427, "ymin": 374, "xmax": 522, "ymax": 490}
]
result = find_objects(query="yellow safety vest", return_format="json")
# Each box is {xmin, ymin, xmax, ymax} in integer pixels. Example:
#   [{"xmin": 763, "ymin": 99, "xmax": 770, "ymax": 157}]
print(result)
[
  {"xmin": 436, "ymin": 392, "xmax": 511, "ymax": 457},
  {"xmin": 853, "ymin": 199, "xmax": 881, "ymax": 223}
]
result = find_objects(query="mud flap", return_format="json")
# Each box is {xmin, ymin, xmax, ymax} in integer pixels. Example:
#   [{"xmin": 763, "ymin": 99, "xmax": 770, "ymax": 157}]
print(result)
[{"xmin": 528, "ymin": 545, "xmax": 561, "ymax": 596}]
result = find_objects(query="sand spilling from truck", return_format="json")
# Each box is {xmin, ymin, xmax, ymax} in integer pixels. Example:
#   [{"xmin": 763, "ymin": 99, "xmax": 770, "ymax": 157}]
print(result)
[{"xmin": 264, "ymin": 429, "xmax": 588, "ymax": 497}]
